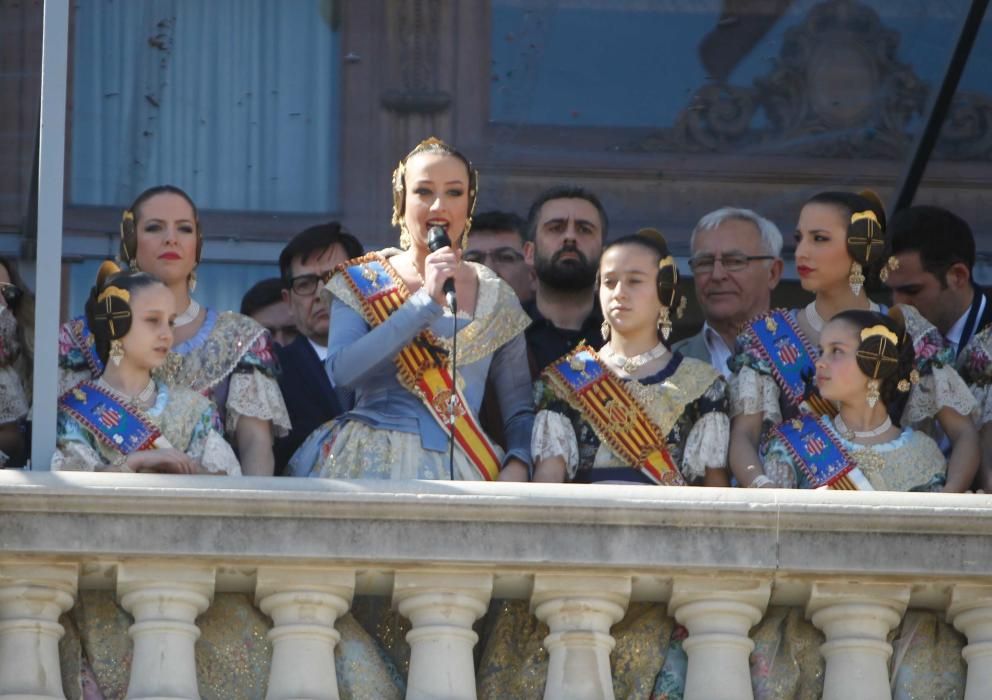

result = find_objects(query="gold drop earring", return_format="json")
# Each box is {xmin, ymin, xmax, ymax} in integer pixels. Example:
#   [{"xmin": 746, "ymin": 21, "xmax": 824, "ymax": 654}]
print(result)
[
  {"xmin": 109, "ymin": 339, "xmax": 125, "ymax": 367},
  {"xmin": 601, "ymin": 320, "xmax": 611, "ymax": 342},
  {"xmin": 866, "ymin": 378, "xmax": 880, "ymax": 408},
  {"xmin": 849, "ymin": 262, "xmax": 865, "ymax": 296}
]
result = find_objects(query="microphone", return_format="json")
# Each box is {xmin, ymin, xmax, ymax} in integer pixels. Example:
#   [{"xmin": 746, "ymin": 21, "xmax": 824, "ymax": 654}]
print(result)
[{"xmin": 427, "ymin": 225, "xmax": 457, "ymax": 311}]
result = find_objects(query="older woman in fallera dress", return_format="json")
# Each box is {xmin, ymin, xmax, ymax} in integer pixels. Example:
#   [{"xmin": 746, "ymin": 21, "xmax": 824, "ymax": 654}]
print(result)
[
  {"xmin": 290, "ymin": 137, "xmax": 533, "ymax": 482},
  {"xmin": 58, "ymin": 185, "xmax": 290, "ymax": 475}
]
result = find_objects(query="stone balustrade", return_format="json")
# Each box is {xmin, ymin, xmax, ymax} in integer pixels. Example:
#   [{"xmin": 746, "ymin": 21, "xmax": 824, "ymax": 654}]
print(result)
[{"xmin": 2, "ymin": 471, "xmax": 992, "ymax": 699}]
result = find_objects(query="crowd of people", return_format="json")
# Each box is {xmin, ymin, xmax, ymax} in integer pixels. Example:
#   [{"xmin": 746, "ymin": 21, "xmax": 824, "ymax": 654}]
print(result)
[
  {"xmin": 4, "ymin": 134, "xmax": 991, "ymax": 697},
  {"xmin": 1, "ymin": 135, "xmax": 990, "ymax": 496}
]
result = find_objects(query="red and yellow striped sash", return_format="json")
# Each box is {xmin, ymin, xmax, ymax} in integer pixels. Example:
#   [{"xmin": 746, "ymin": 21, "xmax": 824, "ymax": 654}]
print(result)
[
  {"xmin": 339, "ymin": 253, "xmax": 501, "ymax": 480},
  {"xmin": 543, "ymin": 344, "xmax": 685, "ymax": 486}
]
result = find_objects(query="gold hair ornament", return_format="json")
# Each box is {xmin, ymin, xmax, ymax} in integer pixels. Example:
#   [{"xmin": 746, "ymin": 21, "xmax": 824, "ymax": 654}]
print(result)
[{"xmin": 847, "ymin": 209, "xmax": 885, "ymax": 296}]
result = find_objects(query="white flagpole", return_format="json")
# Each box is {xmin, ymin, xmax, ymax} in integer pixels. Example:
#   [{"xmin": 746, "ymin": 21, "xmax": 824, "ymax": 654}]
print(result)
[{"xmin": 30, "ymin": 0, "xmax": 70, "ymax": 469}]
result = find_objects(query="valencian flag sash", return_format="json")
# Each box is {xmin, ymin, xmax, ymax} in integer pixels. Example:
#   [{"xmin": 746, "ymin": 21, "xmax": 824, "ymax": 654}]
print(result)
[
  {"xmin": 59, "ymin": 381, "xmax": 167, "ymax": 456},
  {"xmin": 339, "ymin": 253, "xmax": 501, "ymax": 481},
  {"xmin": 771, "ymin": 414, "xmax": 867, "ymax": 490},
  {"xmin": 542, "ymin": 344, "xmax": 685, "ymax": 485}
]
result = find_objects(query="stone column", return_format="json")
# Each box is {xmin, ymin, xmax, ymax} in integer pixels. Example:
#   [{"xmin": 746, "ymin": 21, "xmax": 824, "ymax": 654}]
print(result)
[
  {"xmin": 531, "ymin": 574, "xmax": 631, "ymax": 700},
  {"xmin": 669, "ymin": 577, "xmax": 771, "ymax": 700},
  {"xmin": 948, "ymin": 584, "xmax": 992, "ymax": 700},
  {"xmin": 117, "ymin": 563, "xmax": 215, "ymax": 700},
  {"xmin": 393, "ymin": 571, "xmax": 493, "ymax": 700},
  {"xmin": 256, "ymin": 566, "xmax": 356, "ymax": 700},
  {"xmin": 0, "ymin": 562, "xmax": 78, "ymax": 699},
  {"xmin": 806, "ymin": 582, "xmax": 910, "ymax": 700}
]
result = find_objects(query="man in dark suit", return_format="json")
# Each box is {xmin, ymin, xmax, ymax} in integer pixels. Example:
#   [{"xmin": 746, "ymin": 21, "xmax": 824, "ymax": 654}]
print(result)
[
  {"xmin": 885, "ymin": 206, "xmax": 992, "ymax": 357},
  {"xmin": 273, "ymin": 223, "xmax": 363, "ymax": 474}
]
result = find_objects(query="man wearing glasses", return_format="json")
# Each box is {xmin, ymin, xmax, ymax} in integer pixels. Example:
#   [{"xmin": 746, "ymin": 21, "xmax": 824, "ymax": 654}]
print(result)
[
  {"xmin": 674, "ymin": 208, "xmax": 783, "ymax": 377},
  {"xmin": 463, "ymin": 210, "xmax": 535, "ymax": 303},
  {"xmin": 274, "ymin": 222, "xmax": 363, "ymax": 474}
]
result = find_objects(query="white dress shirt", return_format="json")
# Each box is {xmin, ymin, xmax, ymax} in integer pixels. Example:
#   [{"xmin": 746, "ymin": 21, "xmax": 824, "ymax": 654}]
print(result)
[{"xmin": 702, "ymin": 322, "xmax": 734, "ymax": 378}]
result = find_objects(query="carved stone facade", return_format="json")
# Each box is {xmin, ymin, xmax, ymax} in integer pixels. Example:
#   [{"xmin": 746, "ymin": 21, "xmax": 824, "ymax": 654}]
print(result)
[{"xmin": 631, "ymin": 0, "xmax": 991, "ymax": 162}]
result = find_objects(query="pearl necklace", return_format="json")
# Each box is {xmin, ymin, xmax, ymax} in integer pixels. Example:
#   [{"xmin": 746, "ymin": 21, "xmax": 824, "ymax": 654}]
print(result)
[
  {"xmin": 603, "ymin": 342, "xmax": 669, "ymax": 374},
  {"xmin": 173, "ymin": 299, "xmax": 201, "ymax": 328},
  {"xmin": 97, "ymin": 377, "xmax": 156, "ymax": 407},
  {"xmin": 805, "ymin": 300, "xmax": 881, "ymax": 334},
  {"xmin": 834, "ymin": 414, "xmax": 892, "ymax": 441}
]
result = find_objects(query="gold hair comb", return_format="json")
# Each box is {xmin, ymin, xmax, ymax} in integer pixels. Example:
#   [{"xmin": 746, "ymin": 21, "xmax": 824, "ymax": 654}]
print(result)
[
  {"xmin": 97, "ymin": 285, "xmax": 130, "ymax": 304},
  {"xmin": 860, "ymin": 325, "xmax": 899, "ymax": 345}
]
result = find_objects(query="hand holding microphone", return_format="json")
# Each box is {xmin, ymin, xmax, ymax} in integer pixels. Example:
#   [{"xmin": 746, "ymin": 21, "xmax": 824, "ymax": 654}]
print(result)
[{"xmin": 426, "ymin": 225, "xmax": 458, "ymax": 311}]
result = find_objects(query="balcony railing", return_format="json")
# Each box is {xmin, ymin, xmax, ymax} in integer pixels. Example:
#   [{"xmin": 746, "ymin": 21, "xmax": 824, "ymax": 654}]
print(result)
[{"xmin": 2, "ymin": 471, "xmax": 992, "ymax": 699}]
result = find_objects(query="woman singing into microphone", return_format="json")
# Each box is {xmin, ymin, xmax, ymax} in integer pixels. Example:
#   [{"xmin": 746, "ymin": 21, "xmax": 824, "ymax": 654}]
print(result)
[{"xmin": 290, "ymin": 136, "xmax": 533, "ymax": 481}]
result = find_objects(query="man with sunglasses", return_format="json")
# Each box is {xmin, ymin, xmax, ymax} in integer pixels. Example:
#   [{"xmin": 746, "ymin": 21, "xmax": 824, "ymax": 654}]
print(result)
[
  {"xmin": 463, "ymin": 210, "xmax": 534, "ymax": 303},
  {"xmin": 274, "ymin": 222, "xmax": 363, "ymax": 474},
  {"xmin": 674, "ymin": 208, "xmax": 783, "ymax": 377}
]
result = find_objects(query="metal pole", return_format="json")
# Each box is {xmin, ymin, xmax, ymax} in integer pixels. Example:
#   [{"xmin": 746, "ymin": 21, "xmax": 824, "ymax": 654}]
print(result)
[
  {"xmin": 30, "ymin": 0, "xmax": 71, "ymax": 470},
  {"xmin": 891, "ymin": 0, "xmax": 990, "ymax": 213}
]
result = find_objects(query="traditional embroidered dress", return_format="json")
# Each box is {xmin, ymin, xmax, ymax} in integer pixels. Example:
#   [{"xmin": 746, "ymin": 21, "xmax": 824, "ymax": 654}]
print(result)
[
  {"xmin": 730, "ymin": 305, "xmax": 976, "ymax": 454},
  {"xmin": 0, "ymin": 306, "xmax": 29, "ymax": 425},
  {"xmin": 760, "ymin": 414, "xmax": 946, "ymax": 491},
  {"xmin": 58, "ymin": 308, "xmax": 290, "ymax": 439},
  {"xmin": 290, "ymin": 251, "xmax": 534, "ymax": 480},
  {"xmin": 958, "ymin": 322, "xmax": 992, "ymax": 428},
  {"xmin": 479, "ymin": 350, "xmax": 728, "ymax": 699},
  {"xmin": 53, "ymin": 380, "xmax": 241, "ymax": 475},
  {"xmin": 532, "ymin": 349, "xmax": 729, "ymax": 484}
]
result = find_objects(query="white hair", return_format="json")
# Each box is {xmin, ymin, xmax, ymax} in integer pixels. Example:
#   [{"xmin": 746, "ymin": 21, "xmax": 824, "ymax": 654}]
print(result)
[{"xmin": 690, "ymin": 207, "xmax": 783, "ymax": 258}]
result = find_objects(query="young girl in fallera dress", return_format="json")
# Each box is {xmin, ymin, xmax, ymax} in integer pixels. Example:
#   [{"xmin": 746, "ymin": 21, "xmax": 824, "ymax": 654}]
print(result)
[
  {"xmin": 54, "ymin": 262, "xmax": 240, "ymax": 475},
  {"xmin": 530, "ymin": 230, "xmax": 730, "ymax": 486},
  {"xmin": 480, "ymin": 231, "xmax": 730, "ymax": 699},
  {"xmin": 760, "ymin": 310, "xmax": 945, "ymax": 491}
]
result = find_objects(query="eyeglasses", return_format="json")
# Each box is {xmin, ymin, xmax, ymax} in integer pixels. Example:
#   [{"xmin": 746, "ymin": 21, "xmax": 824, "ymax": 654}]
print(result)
[
  {"xmin": 287, "ymin": 271, "xmax": 333, "ymax": 296},
  {"xmin": 463, "ymin": 247, "xmax": 525, "ymax": 266},
  {"xmin": 688, "ymin": 254, "xmax": 775, "ymax": 274}
]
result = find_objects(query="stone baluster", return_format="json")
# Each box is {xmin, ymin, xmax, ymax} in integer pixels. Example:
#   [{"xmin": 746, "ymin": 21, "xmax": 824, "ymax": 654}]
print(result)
[
  {"xmin": 669, "ymin": 577, "xmax": 770, "ymax": 700},
  {"xmin": 0, "ymin": 562, "xmax": 78, "ymax": 699},
  {"xmin": 393, "ymin": 571, "xmax": 493, "ymax": 700},
  {"xmin": 948, "ymin": 584, "xmax": 992, "ymax": 700},
  {"xmin": 531, "ymin": 573, "xmax": 631, "ymax": 700},
  {"xmin": 117, "ymin": 563, "xmax": 215, "ymax": 700},
  {"xmin": 256, "ymin": 566, "xmax": 356, "ymax": 700},
  {"xmin": 806, "ymin": 582, "xmax": 910, "ymax": 700}
]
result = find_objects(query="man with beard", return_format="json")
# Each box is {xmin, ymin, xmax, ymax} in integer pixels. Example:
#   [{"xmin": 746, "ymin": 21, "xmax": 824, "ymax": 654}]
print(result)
[{"xmin": 523, "ymin": 186, "xmax": 608, "ymax": 374}]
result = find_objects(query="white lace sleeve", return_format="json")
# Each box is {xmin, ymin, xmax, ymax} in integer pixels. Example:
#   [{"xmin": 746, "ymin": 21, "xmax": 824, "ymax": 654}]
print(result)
[
  {"xmin": 199, "ymin": 430, "xmax": 243, "ymax": 475},
  {"xmin": 532, "ymin": 410, "xmax": 579, "ymax": 478},
  {"xmin": 729, "ymin": 365, "xmax": 782, "ymax": 423},
  {"xmin": 226, "ymin": 370, "xmax": 291, "ymax": 437},
  {"xmin": 0, "ymin": 366, "xmax": 28, "ymax": 423},
  {"xmin": 52, "ymin": 442, "xmax": 107, "ymax": 472},
  {"xmin": 681, "ymin": 411, "xmax": 730, "ymax": 480},
  {"xmin": 903, "ymin": 364, "xmax": 979, "ymax": 425},
  {"xmin": 58, "ymin": 367, "xmax": 91, "ymax": 397},
  {"xmin": 971, "ymin": 384, "xmax": 992, "ymax": 427}
]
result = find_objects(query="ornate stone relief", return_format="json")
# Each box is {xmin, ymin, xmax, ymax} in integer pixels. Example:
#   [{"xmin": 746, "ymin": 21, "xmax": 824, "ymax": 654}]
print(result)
[
  {"xmin": 380, "ymin": 0, "xmax": 452, "ymax": 114},
  {"xmin": 629, "ymin": 0, "xmax": 992, "ymax": 160}
]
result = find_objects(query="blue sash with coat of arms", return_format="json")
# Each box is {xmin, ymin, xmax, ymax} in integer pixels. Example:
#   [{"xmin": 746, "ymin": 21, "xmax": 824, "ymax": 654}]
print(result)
[
  {"xmin": 771, "ymin": 414, "xmax": 859, "ymax": 489},
  {"xmin": 744, "ymin": 310, "xmax": 818, "ymax": 409},
  {"xmin": 59, "ymin": 381, "xmax": 163, "ymax": 456}
]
